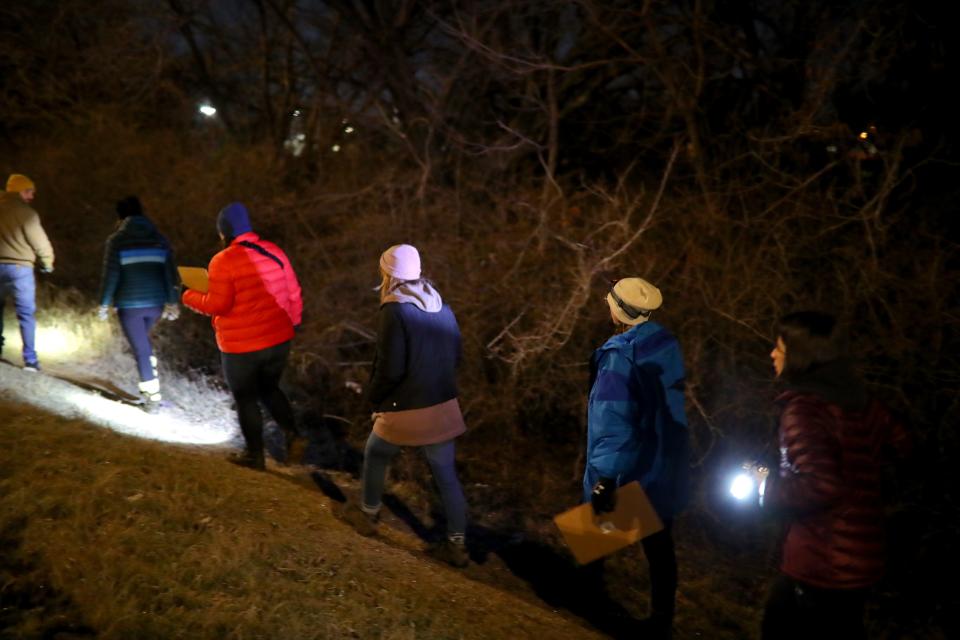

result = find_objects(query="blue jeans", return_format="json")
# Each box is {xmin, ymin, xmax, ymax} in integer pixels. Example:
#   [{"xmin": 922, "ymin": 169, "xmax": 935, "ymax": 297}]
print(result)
[
  {"xmin": 362, "ymin": 433, "xmax": 467, "ymax": 537},
  {"xmin": 117, "ymin": 307, "xmax": 162, "ymax": 381},
  {"xmin": 0, "ymin": 264, "xmax": 38, "ymax": 365}
]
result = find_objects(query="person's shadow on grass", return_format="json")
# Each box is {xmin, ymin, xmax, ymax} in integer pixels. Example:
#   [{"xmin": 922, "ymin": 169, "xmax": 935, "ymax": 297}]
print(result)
[{"xmin": 466, "ymin": 524, "xmax": 642, "ymax": 639}]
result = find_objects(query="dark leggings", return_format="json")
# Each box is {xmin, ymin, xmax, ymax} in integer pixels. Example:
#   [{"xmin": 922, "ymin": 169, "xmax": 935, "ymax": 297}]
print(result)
[
  {"xmin": 118, "ymin": 307, "xmax": 162, "ymax": 381},
  {"xmin": 762, "ymin": 574, "xmax": 867, "ymax": 640},
  {"xmin": 579, "ymin": 518, "xmax": 677, "ymax": 626},
  {"xmin": 642, "ymin": 519, "xmax": 677, "ymax": 623},
  {"xmin": 221, "ymin": 341, "xmax": 297, "ymax": 455}
]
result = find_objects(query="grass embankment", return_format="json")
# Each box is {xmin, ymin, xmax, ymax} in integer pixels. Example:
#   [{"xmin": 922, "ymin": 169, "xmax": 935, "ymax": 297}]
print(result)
[
  {"xmin": 1, "ymin": 295, "xmax": 768, "ymax": 639},
  {"xmin": 0, "ymin": 398, "xmax": 604, "ymax": 640}
]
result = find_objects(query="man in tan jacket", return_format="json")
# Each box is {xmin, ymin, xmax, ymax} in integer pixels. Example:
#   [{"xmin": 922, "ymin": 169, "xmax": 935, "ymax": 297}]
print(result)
[{"xmin": 0, "ymin": 173, "xmax": 54, "ymax": 370}]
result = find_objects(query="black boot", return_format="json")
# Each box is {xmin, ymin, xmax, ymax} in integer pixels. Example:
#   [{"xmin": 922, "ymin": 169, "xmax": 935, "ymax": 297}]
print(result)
[
  {"xmin": 284, "ymin": 429, "xmax": 307, "ymax": 465},
  {"xmin": 227, "ymin": 449, "xmax": 265, "ymax": 471}
]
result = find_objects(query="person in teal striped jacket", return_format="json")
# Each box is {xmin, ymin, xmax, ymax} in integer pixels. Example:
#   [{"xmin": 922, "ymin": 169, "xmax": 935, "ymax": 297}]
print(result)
[
  {"xmin": 97, "ymin": 196, "xmax": 180, "ymax": 407},
  {"xmin": 583, "ymin": 277, "xmax": 691, "ymax": 639}
]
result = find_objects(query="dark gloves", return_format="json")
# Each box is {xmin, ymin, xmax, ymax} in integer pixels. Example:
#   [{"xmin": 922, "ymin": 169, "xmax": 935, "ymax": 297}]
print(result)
[{"xmin": 591, "ymin": 477, "xmax": 617, "ymax": 515}]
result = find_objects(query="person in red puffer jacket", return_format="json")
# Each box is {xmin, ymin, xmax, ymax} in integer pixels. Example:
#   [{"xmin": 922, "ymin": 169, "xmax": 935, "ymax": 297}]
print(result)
[
  {"xmin": 756, "ymin": 311, "xmax": 910, "ymax": 640},
  {"xmin": 183, "ymin": 202, "xmax": 306, "ymax": 470}
]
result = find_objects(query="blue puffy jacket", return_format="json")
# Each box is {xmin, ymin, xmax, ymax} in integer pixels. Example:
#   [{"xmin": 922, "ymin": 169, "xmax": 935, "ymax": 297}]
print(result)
[
  {"xmin": 583, "ymin": 320, "xmax": 691, "ymax": 519},
  {"xmin": 98, "ymin": 216, "xmax": 179, "ymax": 309}
]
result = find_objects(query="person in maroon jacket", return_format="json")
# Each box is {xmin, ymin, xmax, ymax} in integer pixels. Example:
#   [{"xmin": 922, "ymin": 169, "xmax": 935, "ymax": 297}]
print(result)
[{"xmin": 757, "ymin": 311, "xmax": 909, "ymax": 640}]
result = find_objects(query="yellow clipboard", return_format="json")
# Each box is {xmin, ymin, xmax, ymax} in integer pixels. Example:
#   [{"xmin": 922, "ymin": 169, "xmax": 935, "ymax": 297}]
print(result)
[
  {"xmin": 178, "ymin": 266, "xmax": 209, "ymax": 293},
  {"xmin": 553, "ymin": 481, "xmax": 663, "ymax": 565}
]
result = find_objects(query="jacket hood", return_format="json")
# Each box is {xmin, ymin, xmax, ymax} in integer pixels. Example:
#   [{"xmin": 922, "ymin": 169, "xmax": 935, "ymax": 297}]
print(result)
[
  {"xmin": 383, "ymin": 280, "xmax": 443, "ymax": 312},
  {"xmin": 0, "ymin": 192, "xmax": 32, "ymax": 212},
  {"xmin": 777, "ymin": 358, "xmax": 868, "ymax": 412},
  {"xmin": 118, "ymin": 215, "xmax": 161, "ymax": 239},
  {"xmin": 597, "ymin": 320, "xmax": 662, "ymax": 354}
]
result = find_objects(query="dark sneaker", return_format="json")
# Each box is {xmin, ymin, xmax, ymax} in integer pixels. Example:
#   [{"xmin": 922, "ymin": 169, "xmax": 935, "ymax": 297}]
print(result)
[
  {"xmin": 338, "ymin": 502, "xmax": 379, "ymax": 537},
  {"xmin": 226, "ymin": 450, "xmax": 265, "ymax": 471},
  {"xmin": 23, "ymin": 362, "xmax": 40, "ymax": 372},
  {"xmin": 634, "ymin": 615, "xmax": 673, "ymax": 640},
  {"xmin": 285, "ymin": 434, "xmax": 308, "ymax": 466},
  {"xmin": 430, "ymin": 540, "xmax": 469, "ymax": 568}
]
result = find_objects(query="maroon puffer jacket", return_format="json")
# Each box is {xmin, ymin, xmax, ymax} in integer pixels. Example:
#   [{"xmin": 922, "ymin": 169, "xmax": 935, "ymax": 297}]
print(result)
[{"xmin": 764, "ymin": 390, "xmax": 909, "ymax": 589}]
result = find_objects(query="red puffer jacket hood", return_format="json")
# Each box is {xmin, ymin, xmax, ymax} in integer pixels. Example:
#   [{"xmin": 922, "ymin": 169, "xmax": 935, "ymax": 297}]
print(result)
[
  {"xmin": 182, "ymin": 232, "xmax": 302, "ymax": 354},
  {"xmin": 765, "ymin": 389, "xmax": 909, "ymax": 589}
]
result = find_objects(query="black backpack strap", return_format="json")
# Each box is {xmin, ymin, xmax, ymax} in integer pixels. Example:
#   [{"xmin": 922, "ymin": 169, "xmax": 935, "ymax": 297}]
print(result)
[{"xmin": 238, "ymin": 240, "xmax": 284, "ymax": 270}]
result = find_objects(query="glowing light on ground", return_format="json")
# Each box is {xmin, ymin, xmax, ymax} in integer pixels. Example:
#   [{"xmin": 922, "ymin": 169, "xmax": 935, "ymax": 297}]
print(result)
[
  {"xmin": 65, "ymin": 391, "xmax": 233, "ymax": 445},
  {"xmin": 199, "ymin": 104, "xmax": 217, "ymax": 117},
  {"xmin": 2, "ymin": 324, "xmax": 104, "ymax": 360}
]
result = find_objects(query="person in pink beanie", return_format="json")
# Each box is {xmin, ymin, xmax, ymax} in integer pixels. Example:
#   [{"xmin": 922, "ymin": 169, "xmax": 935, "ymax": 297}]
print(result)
[{"xmin": 340, "ymin": 244, "xmax": 470, "ymax": 568}]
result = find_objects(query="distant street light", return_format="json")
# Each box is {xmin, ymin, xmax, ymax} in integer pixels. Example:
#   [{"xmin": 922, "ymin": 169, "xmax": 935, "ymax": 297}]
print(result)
[{"xmin": 198, "ymin": 104, "xmax": 217, "ymax": 117}]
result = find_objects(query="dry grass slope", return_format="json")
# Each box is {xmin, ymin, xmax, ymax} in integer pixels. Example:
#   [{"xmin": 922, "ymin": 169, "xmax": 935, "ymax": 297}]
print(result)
[{"xmin": 0, "ymin": 399, "xmax": 603, "ymax": 640}]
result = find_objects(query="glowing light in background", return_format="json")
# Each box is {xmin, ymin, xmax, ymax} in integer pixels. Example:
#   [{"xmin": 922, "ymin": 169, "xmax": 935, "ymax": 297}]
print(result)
[
  {"xmin": 199, "ymin": 104, "xmax": 217, "ymax": 117},
  {"xmin": 331, "ymin": 144, "xmax": 341, "ymax": 153}
]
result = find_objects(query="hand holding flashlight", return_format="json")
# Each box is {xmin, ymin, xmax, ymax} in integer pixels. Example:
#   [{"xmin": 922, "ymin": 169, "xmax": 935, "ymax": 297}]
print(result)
[{"xmin": 730, "ymin": 462, "xmax": 770, "ymax": 504}]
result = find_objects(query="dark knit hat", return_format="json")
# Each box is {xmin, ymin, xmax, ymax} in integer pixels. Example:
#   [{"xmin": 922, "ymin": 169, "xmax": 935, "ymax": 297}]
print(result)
[
  {"xmin": 217, "ymin": 202, "xmax": 252, "ymax": 239},
  {"xmin": 116, "ymin": 196, "xmax": 144, "ymax": 219}
]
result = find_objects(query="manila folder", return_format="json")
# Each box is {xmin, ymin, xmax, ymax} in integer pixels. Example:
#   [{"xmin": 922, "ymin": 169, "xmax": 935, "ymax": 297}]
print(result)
[
  {"xmin": 553, "ymin": 481, "xmax": 664, "ymax": 565},
  {"xmin": 178, "ymin": 266, "xmax": 209, "ymax": 293}
]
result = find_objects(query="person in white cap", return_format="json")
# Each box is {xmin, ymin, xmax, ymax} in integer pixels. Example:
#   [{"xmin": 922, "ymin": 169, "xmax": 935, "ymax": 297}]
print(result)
[
  {"xmin": 582, "ymin": 277, "xmax": 691, "ymax": 639},
  {"xmin": 340, "ymin": 244, "xmax": 470, "ymax": 568}
]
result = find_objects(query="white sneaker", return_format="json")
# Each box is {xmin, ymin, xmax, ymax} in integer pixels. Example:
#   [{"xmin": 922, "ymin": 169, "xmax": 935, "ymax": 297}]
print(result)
[{"xmin": 138, "ymin": 377, "xmax": 161, "ymax": 401}]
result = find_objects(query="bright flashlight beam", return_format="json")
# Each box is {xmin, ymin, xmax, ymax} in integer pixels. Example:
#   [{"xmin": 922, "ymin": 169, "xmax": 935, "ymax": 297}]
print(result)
[
  {"xmin": 66, "ymin": 391, "xmax": 233, "ymax": 445},
  {"xmin": 730, "ymin": 473, "xmax": 755, "ymax": 500},
  {"xmin": 2, "ymin": 325, "xmax": 97, "ymax": 359},
  {"xmin": 199, "ymin": 104, "xmax": 217, "ymax": 117}
]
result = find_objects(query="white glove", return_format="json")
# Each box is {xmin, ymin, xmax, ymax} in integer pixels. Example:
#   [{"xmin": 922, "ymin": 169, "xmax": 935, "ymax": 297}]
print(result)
[
  {"xmin": 162, "ymin": 304, "xmax": 180, "ymax": 321},
  {"xmin": 97, "ymin": 305, "xmax": 110, "ymax": 321}
]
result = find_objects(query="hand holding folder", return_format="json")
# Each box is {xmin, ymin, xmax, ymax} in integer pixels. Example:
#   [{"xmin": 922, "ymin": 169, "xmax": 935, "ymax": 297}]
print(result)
[
  {"xmin": 553, "ymin": 481, "xmax": 663, "ymax": 565},
  {"xmin": 177, "ymin": 266, "xmax": 209, "ymax": 293}
]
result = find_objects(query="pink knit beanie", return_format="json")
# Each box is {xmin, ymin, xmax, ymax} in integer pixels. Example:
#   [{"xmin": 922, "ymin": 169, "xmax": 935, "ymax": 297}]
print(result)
[{"xmin": 379, "ymin": 244, "xmax": 421, "ymax": 280}]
